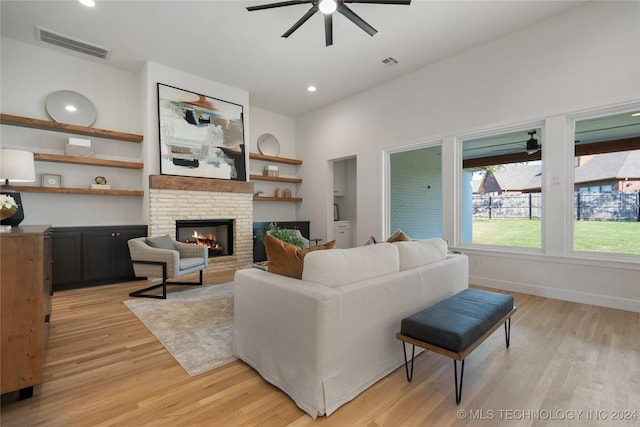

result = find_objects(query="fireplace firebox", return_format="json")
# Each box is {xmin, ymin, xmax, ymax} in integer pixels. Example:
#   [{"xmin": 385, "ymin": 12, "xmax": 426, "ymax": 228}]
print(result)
[{"xmin": 176, "ymin": 219, "xmax": 233, "ymax": 257}]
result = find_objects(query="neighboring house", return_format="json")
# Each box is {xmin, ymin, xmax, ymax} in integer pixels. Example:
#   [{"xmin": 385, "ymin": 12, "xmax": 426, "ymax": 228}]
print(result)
[
  {"xmin": 575, "ymin": 151, "xmax": 640, "ymax": 192},
  {"xmin": 475, "ymin": 151, "xmax": 640, "ymax": 194},
  {"xmin": 476, "ymin": 164, "xmax": 542, "ymax": 194}
]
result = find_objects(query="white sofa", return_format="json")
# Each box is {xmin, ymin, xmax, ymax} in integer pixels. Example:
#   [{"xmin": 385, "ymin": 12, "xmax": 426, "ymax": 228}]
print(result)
[{"xmin": 233, "ymin": 239, "xmax": 468, "ymax": 418}]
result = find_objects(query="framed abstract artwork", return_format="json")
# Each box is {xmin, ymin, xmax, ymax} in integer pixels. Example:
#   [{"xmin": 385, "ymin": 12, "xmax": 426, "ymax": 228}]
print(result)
[{"xmin": 157, "ymin": 83, "xmax": 246, "ymax": 181}]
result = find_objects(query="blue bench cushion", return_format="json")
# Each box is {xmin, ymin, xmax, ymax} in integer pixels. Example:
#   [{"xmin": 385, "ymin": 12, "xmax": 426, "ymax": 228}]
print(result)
[{"xmin": 401, "ymin": 288, "xmax": 514, "ymax": 353}]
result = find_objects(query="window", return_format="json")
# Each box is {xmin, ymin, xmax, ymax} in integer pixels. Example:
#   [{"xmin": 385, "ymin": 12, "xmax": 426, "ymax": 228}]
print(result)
[
  {"xmin": 461, "ymin": 127, "xmax": 543, "ymax": 249},
  {"xmin": 573, "ymin": 111, "xmax": 640, "ymax": 255}
]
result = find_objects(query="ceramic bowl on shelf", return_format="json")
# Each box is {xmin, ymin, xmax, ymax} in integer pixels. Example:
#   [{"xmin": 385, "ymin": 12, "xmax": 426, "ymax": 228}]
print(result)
[{"xmin": 257, "ymin": 133, "xmax": 280, "ymax": 157}]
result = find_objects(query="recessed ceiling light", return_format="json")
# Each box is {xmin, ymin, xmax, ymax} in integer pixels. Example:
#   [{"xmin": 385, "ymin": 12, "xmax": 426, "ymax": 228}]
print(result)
[
  {"xmin": 307, "ymin": 86, "xmax": 317, "ymax": 92},
  {"xmin": 631, "ymin": 112, "xmax": 640, "ymax": 117},
  {"xmin": 78, "ymin": 0, "xmax": 95, "ymax": 7}
]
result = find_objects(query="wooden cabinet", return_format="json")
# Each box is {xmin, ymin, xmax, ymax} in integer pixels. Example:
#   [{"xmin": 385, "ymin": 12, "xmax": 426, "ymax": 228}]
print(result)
[
  {"xmin": 249, "ymin": 153, "xmax": 303, "ymax": 202},
  {"xmin": 0, "ymin": 225, "xmax": 52, "ymax": 399},
  {"xmin": 52, "ymin": 225, "xmax": 147, "ymax": 291},
  {"xmin": 0, "ymin": 113, "xmax": 144, "ymax": 197}
]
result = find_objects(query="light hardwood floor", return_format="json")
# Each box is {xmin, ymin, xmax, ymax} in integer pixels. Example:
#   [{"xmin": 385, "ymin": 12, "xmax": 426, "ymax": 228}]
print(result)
[{"xmin": 1, "ymin": 271, "xmax": 638, "ymax": 426}]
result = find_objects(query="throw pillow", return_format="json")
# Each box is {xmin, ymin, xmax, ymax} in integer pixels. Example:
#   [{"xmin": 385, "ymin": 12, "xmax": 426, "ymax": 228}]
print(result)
[
  {"xmin": 146, "ymin": 234, "xmax": 176, "ymax": 250},
  {"xmin": 364, "ymin": 235, "xmax": 377, "ymax": 245},
  {"xmin": 265, "ymin": 234, "xmax": 336, "ymax": 279},
  {"xmin": 387, "ymin": 229, "xmax": 410, "ymax": 243}
]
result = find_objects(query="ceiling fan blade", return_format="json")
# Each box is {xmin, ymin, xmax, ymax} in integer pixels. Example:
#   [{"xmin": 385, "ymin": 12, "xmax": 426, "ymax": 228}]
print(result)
[
  {"xmin": 324, "ymin": 13, "xmax": 333, "ymax": 46},
  {"xmin": 344, "ymin": 0, "xmax": 411, "ymax": 4},
  {"xmin": 282, "ymin": 6, "xmax": 318, "ymax": 38},
  {"xmin": 247, "ymin": 0, "xmax": 313, "ymax": 11},
  {"xmin": 338, "ymin": 4, "xmax": 377, "ymax": 36}
]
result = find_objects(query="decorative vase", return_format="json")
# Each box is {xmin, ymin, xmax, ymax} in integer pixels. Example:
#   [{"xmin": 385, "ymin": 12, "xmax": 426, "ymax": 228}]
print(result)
[
  {"xmin": 0, "ymin": 205, "xmax": 17, "ymax": 220},
  {"xmin": 0, "ymin": 192, "xmax": 24, "ymax": 227}
]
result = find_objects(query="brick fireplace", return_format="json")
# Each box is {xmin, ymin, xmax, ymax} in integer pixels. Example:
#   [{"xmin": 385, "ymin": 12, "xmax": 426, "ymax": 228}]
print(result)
[{"xmin": 148, "ymin": 175, "xmax": 254, "ymax": 274}]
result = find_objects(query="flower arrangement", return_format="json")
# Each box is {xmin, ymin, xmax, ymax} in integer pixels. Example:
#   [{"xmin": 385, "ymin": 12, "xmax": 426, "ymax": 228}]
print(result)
[{"xmin": 0, "ymin": 194, "xmax": 19, "ymax": 220}]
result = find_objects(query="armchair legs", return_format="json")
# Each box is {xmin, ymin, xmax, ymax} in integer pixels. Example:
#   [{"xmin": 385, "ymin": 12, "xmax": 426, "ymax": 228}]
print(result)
[{"xmin": 129, "ymin": 260, "xmax": 204, "ymax": 299}]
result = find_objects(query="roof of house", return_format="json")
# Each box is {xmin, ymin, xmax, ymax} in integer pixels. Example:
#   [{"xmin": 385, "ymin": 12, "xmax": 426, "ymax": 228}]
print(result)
[
  {"xmin": 491, "ymin": 164, "xmax": 542, "ymax": 191},
  {"xmin": 574, "ymin": 150, "xmax": 640, "ymax": 183},
  {"xmin": 480, "ymin": 151, "xmax": 639, "ymax": 193}
]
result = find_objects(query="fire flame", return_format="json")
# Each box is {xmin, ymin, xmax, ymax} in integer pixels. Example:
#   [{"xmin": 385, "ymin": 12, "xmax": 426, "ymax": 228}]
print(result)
[{"xmin": 187, "ymin": 229, "xmax": 221, "ymax": 250}]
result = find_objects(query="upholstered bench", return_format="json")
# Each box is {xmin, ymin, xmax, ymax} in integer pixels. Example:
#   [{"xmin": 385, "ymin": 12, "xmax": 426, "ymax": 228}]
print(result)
[{"xmin": 396, "ymin": 288, "xmax": 516, "ymax": 404}]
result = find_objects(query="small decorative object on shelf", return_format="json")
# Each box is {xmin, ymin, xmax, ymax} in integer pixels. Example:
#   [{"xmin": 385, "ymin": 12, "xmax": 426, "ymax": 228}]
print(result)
[
  {"xmin": 91, "ymin": 176, "xmax": 111, "ymax": 190},
  {"xmin": 42, "ymin": 174, "xmax": 62, "ymax": 188},
  {"xmin": 275, "ymin": 188, "xmax": 283, "ymax": 198},
  {"xmin": 284, "ymin": 188, "xmax": 292, "ymax": 198},
  {"xmin": 255, "ymin": 191, "xmax": 268, "ymax": 198},
  {"xmin": 263, "ymin": 165, "xmax": 279, "ymax": 177},
  {"xmin": 65, "ymin": 137, "xmax": 94, "ymax": 157}
]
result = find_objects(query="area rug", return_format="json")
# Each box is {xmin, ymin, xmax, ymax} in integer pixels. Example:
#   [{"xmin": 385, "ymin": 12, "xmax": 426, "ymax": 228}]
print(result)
[{"xmin": 123, "ymin": 282, "xmax": 236, "ymax": 376}]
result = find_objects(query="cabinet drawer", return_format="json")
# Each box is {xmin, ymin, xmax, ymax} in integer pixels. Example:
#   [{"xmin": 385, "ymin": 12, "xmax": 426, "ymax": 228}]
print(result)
[{"xmin": 333, "ymin": 221, "xmax": 352, "ymax": 230}]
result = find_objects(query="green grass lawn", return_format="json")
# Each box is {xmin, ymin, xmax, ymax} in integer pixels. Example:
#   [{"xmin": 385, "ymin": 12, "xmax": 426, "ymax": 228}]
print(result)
[{"xmin": 472, "ymin": 219, "xmax": 640, "ymax": 254}]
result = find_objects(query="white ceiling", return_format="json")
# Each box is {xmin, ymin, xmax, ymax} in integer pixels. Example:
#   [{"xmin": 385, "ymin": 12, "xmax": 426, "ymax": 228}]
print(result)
[{"xmin": 1, "ymin": 0, "xmax": 586, "ymax": 117}]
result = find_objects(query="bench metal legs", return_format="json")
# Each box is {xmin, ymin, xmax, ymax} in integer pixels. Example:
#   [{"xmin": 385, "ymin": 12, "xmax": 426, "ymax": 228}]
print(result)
[
  {"xmin": 400, "ymin": 318, "xmax": 513, "ymax": 405},
  {"xmin": 453, "ymin": 359, "xmax": 465, "ymax": 404},
  {"xmin": 505, "ymin": 317, "xmax": 511, "ymax": 348},
  {"xmin": 402, "ymin": 342, "xmax": 416, "ymax": 382}
]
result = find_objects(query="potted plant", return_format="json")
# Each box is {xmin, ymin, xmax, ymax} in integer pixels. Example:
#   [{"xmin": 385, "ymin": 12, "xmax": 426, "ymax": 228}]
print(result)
[{"xmin": 256, "ymin": 222, "xmax": 306, "ymax": 249}]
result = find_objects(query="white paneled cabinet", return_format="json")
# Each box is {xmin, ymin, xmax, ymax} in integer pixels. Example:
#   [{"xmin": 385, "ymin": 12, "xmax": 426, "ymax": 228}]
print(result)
[{"xmin": 333, "ymin": 221, "xmax": 352, "ymax": 248}]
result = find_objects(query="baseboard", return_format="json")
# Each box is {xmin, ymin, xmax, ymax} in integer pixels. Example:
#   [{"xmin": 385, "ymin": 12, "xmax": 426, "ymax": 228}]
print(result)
[{"xmin": 469, "ymin": 275, "xmax": 639, "ymax": 313}]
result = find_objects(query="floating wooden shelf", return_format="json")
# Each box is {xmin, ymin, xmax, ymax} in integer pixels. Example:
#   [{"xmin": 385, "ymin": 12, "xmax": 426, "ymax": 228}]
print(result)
[
  {"xmin": 253, "ymin": 196, "xmax": 302, "ymax": 202},
  {"xmin": 33, "ymin": 153, "xmax": 144, "ymax": 169},
  {"xmin": 249, "ymin": 152, "xmax": 302, "ymax": 165},
  {"xmin": 249, "ymin": 174, "xmax": 302, "ymax": 184},
  {"xmin": 14, "ymin": 186, "xmax": 144, "ymax": 196},
  {"xmin": 0, "ymin": 113, "xmax": 143, "ymax": 143}
]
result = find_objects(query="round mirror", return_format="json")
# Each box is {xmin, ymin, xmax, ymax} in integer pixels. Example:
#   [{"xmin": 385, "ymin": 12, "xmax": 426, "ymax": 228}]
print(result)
[
  {"xmin": 257, "ymin": 133, "xmax": 280, "ymax": 157},
  {"xmin": 45, "ymin": 91, "xmax": 97, "ymax": 127}
]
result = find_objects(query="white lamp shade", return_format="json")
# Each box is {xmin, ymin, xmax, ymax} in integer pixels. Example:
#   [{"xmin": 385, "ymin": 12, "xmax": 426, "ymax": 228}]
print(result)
[{"xmin": 0, "ymin": 149, "xmax": 36, "ymax": 182}]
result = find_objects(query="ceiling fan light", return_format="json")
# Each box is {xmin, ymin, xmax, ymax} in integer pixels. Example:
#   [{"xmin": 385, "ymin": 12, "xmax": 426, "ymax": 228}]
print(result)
[{"xmin": 319, "ymin": 0, "xmax": 337, "ymax": 15}]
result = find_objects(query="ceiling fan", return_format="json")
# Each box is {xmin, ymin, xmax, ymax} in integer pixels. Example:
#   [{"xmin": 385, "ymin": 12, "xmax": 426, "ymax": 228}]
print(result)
[
  {"xmin": 526, "ymin": 130, "xmax": 541, "ymax": 155},
  {"xmin": 246, "ymin": 0, "xmax": 412, "ymax": 46}
]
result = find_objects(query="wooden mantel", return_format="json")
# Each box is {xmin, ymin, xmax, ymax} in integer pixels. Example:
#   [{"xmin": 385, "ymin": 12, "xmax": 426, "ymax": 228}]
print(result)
[{"xmin": 149, "ymin": 175, "xmax": 254, "ymax": 194}]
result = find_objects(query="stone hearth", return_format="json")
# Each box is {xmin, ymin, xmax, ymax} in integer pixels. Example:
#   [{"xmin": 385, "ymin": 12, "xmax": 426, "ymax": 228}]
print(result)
[{"xmin": 148, "ymin": 175, "xmax": 254, "ymax": 274}]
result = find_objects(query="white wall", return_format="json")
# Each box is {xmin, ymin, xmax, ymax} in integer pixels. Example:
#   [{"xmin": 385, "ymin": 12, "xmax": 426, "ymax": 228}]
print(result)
[
  {"xmin": 295, "ymin": 2, "xmax": 640, "ymax": 311},
  {"xmin": 0, "ymin": 37, "xmax": 143, "ymax": 226},
  {"xmin": 248, "ymin": 106, "xmax": 298, "ymax": 222}
]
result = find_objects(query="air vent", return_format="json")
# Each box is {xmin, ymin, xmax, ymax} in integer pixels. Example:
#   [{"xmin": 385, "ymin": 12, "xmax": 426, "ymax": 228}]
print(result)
[
  {"xmin": 382, "ymin": 57, "xmax": 399, "ymax": 66},
  {"xmin": 35, "ymin": 26, "xmax": 110, "ymax": 60}
]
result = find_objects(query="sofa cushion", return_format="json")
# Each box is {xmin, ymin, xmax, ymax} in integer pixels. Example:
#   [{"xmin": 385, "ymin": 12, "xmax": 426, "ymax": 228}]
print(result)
[
  {"xmin": 393, "ymin": 238, "xmax": 448, "ymax": 271},
  {"xmin": 265, "ymin": 235, "xmax": 336, "ymax": 279},
  {"xmin": 302, "ymin": 242, "xmax": 400, "ymax": 287},
  {"xmin": 146, "ymin": 234, "xmax": 176, "ymax": 250}
]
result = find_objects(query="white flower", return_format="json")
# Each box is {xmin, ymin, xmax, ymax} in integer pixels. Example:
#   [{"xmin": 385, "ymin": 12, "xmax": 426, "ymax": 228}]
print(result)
[{"xmin": 0, "ymin": 194, "xmax": 18, "ymax": 210}]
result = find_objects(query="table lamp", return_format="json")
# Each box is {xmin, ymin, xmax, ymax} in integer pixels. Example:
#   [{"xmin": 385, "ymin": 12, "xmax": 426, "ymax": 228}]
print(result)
[{"xmin": 0, "ymin": 149, "xmax": 36, "ymax": 227}]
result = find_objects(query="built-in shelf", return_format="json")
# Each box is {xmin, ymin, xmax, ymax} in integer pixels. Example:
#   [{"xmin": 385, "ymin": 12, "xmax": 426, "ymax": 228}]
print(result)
[
  {"xmin": 14, "ymin": 186, "xmax": 143, "ymax": 196},
  {"xmin": 249, "ymin": 152, "xmax": 302, "ymax": 165},
  {"xmin": 0, "ymin": 113, "xmax": 143, "ymax": 143},
  {"xmin": 249, "ymin": 152, "xmax": 303, "ymax": 202},
  {"xmin": 249, "ymin": 174, "xmax": 302, "ymax": 184},
  {"xmin": 253, "ymin": 196, "xmax": 303, "ymax": 202},
  {"xmin": 33, "ymin": 153, "xmax": 144, "ymax": 169}
]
